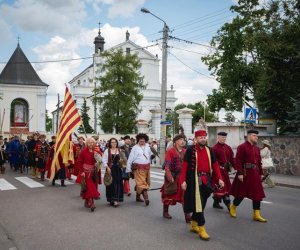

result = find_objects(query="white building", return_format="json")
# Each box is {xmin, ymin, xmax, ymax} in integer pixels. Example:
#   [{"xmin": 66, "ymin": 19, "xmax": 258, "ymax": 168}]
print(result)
[
  {"xmin": 0, "ymin": 43, "xmax": 48, "ymax": 135},
  {"xmin": 69, "ymin": 29, "xmax": 177, "ymax": 137}
]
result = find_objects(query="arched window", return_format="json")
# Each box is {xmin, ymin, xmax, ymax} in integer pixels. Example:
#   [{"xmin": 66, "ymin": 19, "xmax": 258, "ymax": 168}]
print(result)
[{"xmin": 10, "ymin": 98, "xmax": 29, "ymax": 127}]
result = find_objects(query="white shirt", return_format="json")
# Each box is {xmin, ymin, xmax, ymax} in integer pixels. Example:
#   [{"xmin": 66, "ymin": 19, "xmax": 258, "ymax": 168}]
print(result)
[
  {"xmin": 102, "ymin": 148, "xmax": 119, "ymax": 168},
  {"xmin": 126, "ymin": 144, "xmax": 152, "ymax": 173}
]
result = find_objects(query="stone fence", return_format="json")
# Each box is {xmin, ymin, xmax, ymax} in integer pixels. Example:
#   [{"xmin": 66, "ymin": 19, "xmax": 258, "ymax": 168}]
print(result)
[{"xmin": 259, "ymin": 136, "xmax": 300, "ymax": 176}]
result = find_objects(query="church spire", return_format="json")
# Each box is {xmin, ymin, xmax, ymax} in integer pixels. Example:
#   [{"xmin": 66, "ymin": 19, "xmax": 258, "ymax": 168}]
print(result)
[{"xmin": 94, "ymin": 21, "xmax": 105, "ymax": 53}]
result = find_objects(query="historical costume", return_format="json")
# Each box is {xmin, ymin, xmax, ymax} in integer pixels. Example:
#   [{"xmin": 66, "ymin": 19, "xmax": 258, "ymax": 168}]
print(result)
[
  {"xmin": 103, "ymin": 138, "xmax": 124, "ymax": 207},
  {"xmin": 180, "ymin": 130, "xmax": 223, "ymax": 240},
  {"xmin": 46, "ymin": 143, "xmax": 67, "ymax": 187},
  {"xmin": 212, "ymin": 132, "xmax": 235, "ymax": 210},
  {"xmin": 35, "ymin": 135, "xmax": 50, "ymax": 181},
  {"xmin": 161, "ymin": 134, "xmax": 191, "ymax": 223},
  {"xmin": 27, "ymin": 134, "xmax": 39, "ymax": 178},
  {"xmin": 126, "ymin": 133, "xmax": 152, "ymax": 206},
  {"xmin": 17, "ymin": 140, "xmax": 28, "ymax": 174},
  {"xmin": 260, "ymin": 139, "xmax": 275, "ymax": 188},
  {"xmin": 73, "ymin": 137, "xmax": 85, "ymax": 176},
  {"xmin": 120, "ymin": 135, "xmax": 132, "ymax": 196},
  {"xmin": 75, "ymin": 138, "xmax": 100, "ymax": 212},
  {"xmin": 0, "ymin": 137, "xmax": 6, "ymax": 174},
  {"xmin": 229, "ymin": 130, "xmax": 267, "ymax": 222}
]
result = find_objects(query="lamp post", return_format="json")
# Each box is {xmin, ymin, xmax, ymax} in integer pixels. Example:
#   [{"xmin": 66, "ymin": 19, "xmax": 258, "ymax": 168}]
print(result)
[{"xmin": 141, "ymin": 7, "xmax": 169, "ymax": 163}]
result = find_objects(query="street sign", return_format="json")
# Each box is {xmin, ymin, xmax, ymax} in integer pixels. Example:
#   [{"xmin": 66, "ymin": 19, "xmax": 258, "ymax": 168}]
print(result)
[
  {"xmin": 160, "ymin": 120, "xmax": 172, "ymax": 125},
  {"xmin": 245, "ymin": 107, "xmax": 257, "ymax": 123}
]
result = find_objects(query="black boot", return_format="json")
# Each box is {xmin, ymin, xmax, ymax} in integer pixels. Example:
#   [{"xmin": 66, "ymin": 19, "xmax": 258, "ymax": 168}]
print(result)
[
  {"xmin": 41, "ymin": 172, "xmax": 45, "ymax": 181},
  {"xmin": 142, "ymin": 190, "xmax": 149, "ymax": 206},
  {"xmin": 52, "ymin": 178, "xmax": 56, "ymax": 186},
  {"xmin": 61, "ymin": 180, "xmax": 66, "ymax": 187},
  {"xmin": 213, "ymin": 197, "xmax": 223, "ymax": 209},
  {"xmin": 223, "ymin": 196, "xmax": 231, "ymax": 211}
]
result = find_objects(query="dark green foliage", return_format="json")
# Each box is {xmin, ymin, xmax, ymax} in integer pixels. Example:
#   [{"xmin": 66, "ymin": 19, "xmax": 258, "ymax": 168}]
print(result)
[
  {"xmin": 93, "ymin": 49, "xmax": 145, "ymax": 134},
  {"xmin": 284, "ymin": 95, "xmax": 300, "ymax": 134},
  {"xmin": 45, "ymin": 110, "xmax": 52, "ymax": 132},
  {"xmin": 78, "ymin": 98, "xmax": 94, "ymax": 134},
  {"xmin": 202, "ymin": 0, "xmax": 300, "ymax": 133}
]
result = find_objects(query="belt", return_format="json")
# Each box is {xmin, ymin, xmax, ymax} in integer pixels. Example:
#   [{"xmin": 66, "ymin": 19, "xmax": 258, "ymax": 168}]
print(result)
[
  {"xmin": 244, "ymin": 163, "xmax": 256, "ymax": 169},
  {"xmin": 197, "ymin": 172, "xmax": 210, "ymax": 177}
]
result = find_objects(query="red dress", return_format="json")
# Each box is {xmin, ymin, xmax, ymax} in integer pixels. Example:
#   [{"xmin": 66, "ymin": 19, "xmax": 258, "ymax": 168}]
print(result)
[
  {"xmin": 212, "ymin": 142, "xmax": 234, "ymax": 197},
  {"xmin": 229, "ymin": 141, "xmax": 265, "ymax": 201},
  {"xmin": 75, "ymin": 147, "xmax": 100, "ymax": 199},
  {"xmin": 161, "ymin": 147, "xmax": 186, "ymax": 205}
]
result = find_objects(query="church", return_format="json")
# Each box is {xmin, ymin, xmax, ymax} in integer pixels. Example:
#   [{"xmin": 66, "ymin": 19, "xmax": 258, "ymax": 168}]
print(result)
[
  {"xmin": 0, "ymin": 43, "xmax": 48, "ymax": 135},
  {"xmin": 69, "ymin": 27, "xmax": 177, "ymax": 137}
]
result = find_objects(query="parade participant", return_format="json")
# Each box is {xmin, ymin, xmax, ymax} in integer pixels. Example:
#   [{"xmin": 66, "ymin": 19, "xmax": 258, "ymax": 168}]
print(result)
[
  {"xmin": 180, "ymin": 129, "xmax": 224, "ymax": 241},
  {"xmin": 126, "ymin": 133, "xmax": 152, "ymax": 206},
  {"xmin": 27, "ymin": 133, "xmax": 39, "ymax": 178},
  {"xmin": 10, "ymin": 136, "xmax": 20, "ymax": 171},
  {"xmin": 161, "ymin": 134, "xmax": 191, "ymax": 223},
  {"xmin": 229, "ymin": 129, "xmax": 267, "ymax": 222},
  {"xmin": 0, "ymin": 137, "xmax": 6, "ymax": 174},
  {"xmin": 102, "ymin": 138, "xmax": 124, "ymax": 207},
  {"xmin": 46, "ymin": 141, "xmax": 67, "ymax": 187},
  {"xmin": 49, "ymin": 135, "xmax": 56, "ymax": 147},
  {"xmin": 75, "ymin": 137, "xmax": 100, "ymax": 212},
  {"xmin": 18, "ymin": 139, "xmax": 28, "ymax": 174},
  {"xmin": 73, "ymin": 136, "xmax": 85, "ymax": 176},
  {"xmin": 212, "ymin": 132, "xmax": 235, "ymax": 210},
  {"xmin": 92, "ymin": 135, "xmax": 103, "ymax": 195},
  {"xmin": 120, "ymin": 135, "xmax": 132, "ymax": 196},
  {"xmin": 35, "ymin": 134, "xmax": 50, "ymax": 181},
  {"xmin": 260, "ymin": 139, "xmax": 275, "ymax": 188}
]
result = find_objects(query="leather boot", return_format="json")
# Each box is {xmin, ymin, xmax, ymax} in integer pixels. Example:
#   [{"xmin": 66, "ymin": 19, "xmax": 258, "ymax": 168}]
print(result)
[
  {"xmin": 142, "ymin": 190, "xmax": 149, "ymax": 206},
  {"xmin": 163, "ymin": 204, "xmax": 172, "ymax": 219},
  {"xmin": 190, "ymin": 220, "xmax": 200, "ymax": 233},
  {"xmin": 229, "ymin": 204, "xmax": 237, "ymax": 218},
  {"xmin": 41, "ymin": 172, "xmax": 45, "ymax": 181},
  {"xmin": 52, "ymin": 178, "xmax": 56, "ymax": 186},
  {"xmin": 223, "ymin": 196, "xmax": 231, "ymax": 211},
  {"xmin": 136, "ymin": 193, "xmax": 144, "ymax": 202},
  {"xmin": 198, "ymin": 226, "xmax": 210, "ymax": 240},
  {"xmin": 61, "ymin": 180, "xmax": 66, "ymax": 187},
  {"xmin": 213, "ymin": 197, "xmax": 223, "ymax": 209},
  {"xmin": 253, "ymin": 210, "xmax": 267, "ymax": 222},
  {"xmin": 32, "ymin": 167, "xmax": 37, "ymax": 178},
  {"xmin": 184, "ymin": 213, "xmax": 192, "ymax": 223}
]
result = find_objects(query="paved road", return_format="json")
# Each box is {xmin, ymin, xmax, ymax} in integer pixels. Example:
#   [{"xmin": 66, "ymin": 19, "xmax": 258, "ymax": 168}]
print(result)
[{"xmin": 0, "ymin": 166, "xmax": 300, "ymax": 250}]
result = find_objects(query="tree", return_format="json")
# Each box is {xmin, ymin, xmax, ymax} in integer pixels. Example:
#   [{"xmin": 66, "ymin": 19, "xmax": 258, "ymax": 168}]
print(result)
[
  {"xmin": 202, "ymin": 0, "xmax": 300, "ymax": 133},
  {"xmin": 78, "ymin": 98, "xmax": 94, "ymax": 134},
  {"xmin": 45, "ymin": 110, "xmax": 52, "ymax": 132},
  {"xmin": 224, "ymin": 112, "xmax": 236, "ymax": 122},
  {"xmin": 93, "ymin": 49, "xmax": 145, "ymax": 134},
  {"xmin": 283, "ymin": 95, "xmax": 300, "ymax": 135}
]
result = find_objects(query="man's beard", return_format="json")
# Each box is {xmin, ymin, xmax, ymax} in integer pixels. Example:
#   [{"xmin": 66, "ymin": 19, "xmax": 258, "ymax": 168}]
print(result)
[{"xmin": 198, "ymin": 142, "xmax": 206, "ymax": 147}]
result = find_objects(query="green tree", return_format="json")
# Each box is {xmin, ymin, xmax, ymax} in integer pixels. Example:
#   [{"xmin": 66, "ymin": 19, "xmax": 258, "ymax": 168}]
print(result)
[
  {"xmin": 224, "ymin": 112, "xmax": 236, "ymax": 122},
  {"xmin": 45, "ymin": 110, "xmax": 52, "ymax": 132},
  {"xmin": 78, "ymin": 98, "xmax": 94, "ymax": 134},
  {"xmin": 202, "ymin": 0, "xmax": 300, "ymax": 133},
  {"xmin": 93, "ymin": 49, "xmax": 145, "ymax": 134},
  {"xmin": 283, "ymin": 95, "xmax": 300, "ymax": 135}
]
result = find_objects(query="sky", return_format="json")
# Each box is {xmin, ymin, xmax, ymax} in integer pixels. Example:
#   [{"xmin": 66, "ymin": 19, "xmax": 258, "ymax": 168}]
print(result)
[{"xmin": 0, "ymin": 0, "xmax": 241, "ymax": 121}]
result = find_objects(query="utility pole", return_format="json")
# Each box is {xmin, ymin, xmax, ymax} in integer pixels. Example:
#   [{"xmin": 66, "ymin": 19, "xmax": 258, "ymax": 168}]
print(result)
[{"xmin": 56, "ymin": 93, "xmax": 60, "ymax": 134}]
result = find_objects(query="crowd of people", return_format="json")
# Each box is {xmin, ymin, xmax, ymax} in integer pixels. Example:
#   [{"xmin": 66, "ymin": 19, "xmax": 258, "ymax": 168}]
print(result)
[{"xmin": 0, "ymin": 128, "xmax": 275, "ymax": 241}]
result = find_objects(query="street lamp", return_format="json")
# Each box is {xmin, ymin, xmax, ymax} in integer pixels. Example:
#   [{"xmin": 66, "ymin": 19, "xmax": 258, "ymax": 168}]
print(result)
[{"xmin": 141, "ymin": 7, "xmax": 169, "ymax": 164}]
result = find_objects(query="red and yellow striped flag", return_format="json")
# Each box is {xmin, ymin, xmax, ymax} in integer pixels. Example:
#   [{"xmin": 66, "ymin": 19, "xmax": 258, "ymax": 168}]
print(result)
[{"xmin": 50, "ymin": 86, "xmax": 81, "ymax": 181}]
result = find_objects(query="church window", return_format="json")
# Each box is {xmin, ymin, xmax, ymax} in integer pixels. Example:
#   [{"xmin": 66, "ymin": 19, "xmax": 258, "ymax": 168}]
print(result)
[
  {"xmin": 10, "ymin": 98, "xmax": 29, "ymax": 127},
  {"xmin": 126, "ymin": 48, "xmax": 131, "ymax": 55}
]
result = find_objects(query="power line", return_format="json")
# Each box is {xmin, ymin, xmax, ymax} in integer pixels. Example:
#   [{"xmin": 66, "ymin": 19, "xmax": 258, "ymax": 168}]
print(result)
[
  {"xmin": 169, "ymin": 36, "xmax": 216, "ymax": 49},
  {"xmin": 0, "ymin": 43, "xmax": 159, "ymax": 65},
  {"xmin": 168, "ymin": 51, "xmax": 215, "ymax": 79},
  {"xmin": 169, "ymin": 46, "xmax": 208, "ymax": 56}
]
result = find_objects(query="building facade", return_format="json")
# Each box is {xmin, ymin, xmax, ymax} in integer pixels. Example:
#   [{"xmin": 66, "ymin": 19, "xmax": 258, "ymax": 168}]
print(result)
[
  {"xmin": 69, "ymin": 29, "xmax": 177, "ymax": 137},
  {"xmin": 0, "ymin": 43, "xmax": 48, "ymax": 135}
]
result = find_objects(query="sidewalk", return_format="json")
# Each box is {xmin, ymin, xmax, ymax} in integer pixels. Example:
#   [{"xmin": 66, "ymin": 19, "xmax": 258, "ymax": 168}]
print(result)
[{"xmin": 151, "ymin": 165, "xmax": 300, "ymax": 189}]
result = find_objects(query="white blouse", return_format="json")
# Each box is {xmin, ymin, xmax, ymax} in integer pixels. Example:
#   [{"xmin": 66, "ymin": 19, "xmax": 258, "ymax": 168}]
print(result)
[{"xmin": 126, "ymin": 144, "xmax": 152, "ymax": 173}]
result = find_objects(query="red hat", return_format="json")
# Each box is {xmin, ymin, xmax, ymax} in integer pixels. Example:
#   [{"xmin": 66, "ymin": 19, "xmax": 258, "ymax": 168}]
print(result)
[{"xmin": 194, "ymin": 130, "xmax": 207, "ymax": 137}]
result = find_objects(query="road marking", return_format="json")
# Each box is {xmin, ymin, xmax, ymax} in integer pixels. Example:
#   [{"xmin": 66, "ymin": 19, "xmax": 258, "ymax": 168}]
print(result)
[
  {"xmin": 15, "ymin": 177, "xmax": 45, "ymax": 188},
  {"xmin": 150, "ymin": 171, "xmax": 165, "ymax": 176},
  {"xmin": 151, "ymin": 180, "xmax": 163, "ymax": 184},
  {"xmin": 0, "ymin": 178, "xmax": 17, "ymax": 191},
  {"xmin": 150, "ymin": 174, "xmax": 164, "ymax": 180}
]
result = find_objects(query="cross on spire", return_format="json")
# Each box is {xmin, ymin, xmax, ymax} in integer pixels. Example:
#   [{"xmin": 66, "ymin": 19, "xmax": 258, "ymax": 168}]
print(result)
[
  {"xmin": 98, "ymin": 21, "xmax": 101, "ymax": 35},
  {"xmin": 17, "ymin": 35, "xmax": 20, "ymax": 46}
]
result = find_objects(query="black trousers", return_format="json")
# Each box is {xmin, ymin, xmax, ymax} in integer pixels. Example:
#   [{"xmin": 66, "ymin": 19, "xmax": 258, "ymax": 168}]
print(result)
[
  {"xmin": 191, "ymin": 185, "xmax": 212, "ymax": 226},
  {"xmin": 233, "ymin": 198, "xmax": 261, "ymax": 210}
]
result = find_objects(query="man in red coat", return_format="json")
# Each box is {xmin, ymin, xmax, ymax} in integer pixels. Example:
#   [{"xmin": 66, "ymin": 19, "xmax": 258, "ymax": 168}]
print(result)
[
  {"xmin": 229, "ymin": 129, "xmax": 267, "ymax": 222},
  {"xmin": 75, "ymin": 137, "xmax": 100, "ymax": 212},
  {"xmin": 73, "ymin": 136, "xmax": 85, "ymax": 176},
  {"xmin": 35, "ymin": 135, "xmax": 50, "ymax": 181},
  {"xmin": 180, "ymin": 130, "xmax": 224, "ymax": 241},
  {"xmin": 161, "ymin": 134, "xmax": 191, "ymax": 223},
  {"xmin": 212, "ymin": 132, "xmax": 235, "ymax": 210}
]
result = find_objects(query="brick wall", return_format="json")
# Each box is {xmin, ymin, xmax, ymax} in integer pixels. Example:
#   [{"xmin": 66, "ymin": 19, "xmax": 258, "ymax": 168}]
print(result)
[{"xmin": 259, "ymin": 136, "xmax": 300, "ymax": 176}]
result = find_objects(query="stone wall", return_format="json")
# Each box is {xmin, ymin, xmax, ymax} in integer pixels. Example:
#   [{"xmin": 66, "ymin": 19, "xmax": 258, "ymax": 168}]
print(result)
[{"xmin": 259, "ymin": 136, "xmax": 300, "ymax": 176}]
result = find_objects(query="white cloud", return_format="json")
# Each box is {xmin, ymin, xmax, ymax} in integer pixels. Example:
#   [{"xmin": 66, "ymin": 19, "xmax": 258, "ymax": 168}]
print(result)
[{"xmin": 0, "ymin": 0, "xmax": 87, "ymax": 36}]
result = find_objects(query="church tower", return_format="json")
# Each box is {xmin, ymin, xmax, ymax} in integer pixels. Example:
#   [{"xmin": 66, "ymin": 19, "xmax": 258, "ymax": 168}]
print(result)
[{"xmin": 94, "ymin": 23, "xmax": 105, "ymax": 54}]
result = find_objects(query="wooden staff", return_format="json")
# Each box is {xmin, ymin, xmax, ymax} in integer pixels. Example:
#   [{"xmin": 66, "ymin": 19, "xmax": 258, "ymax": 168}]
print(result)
[{"xmin": 0, "ymin": 108, "xmax": 5, "ymax": 136}]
